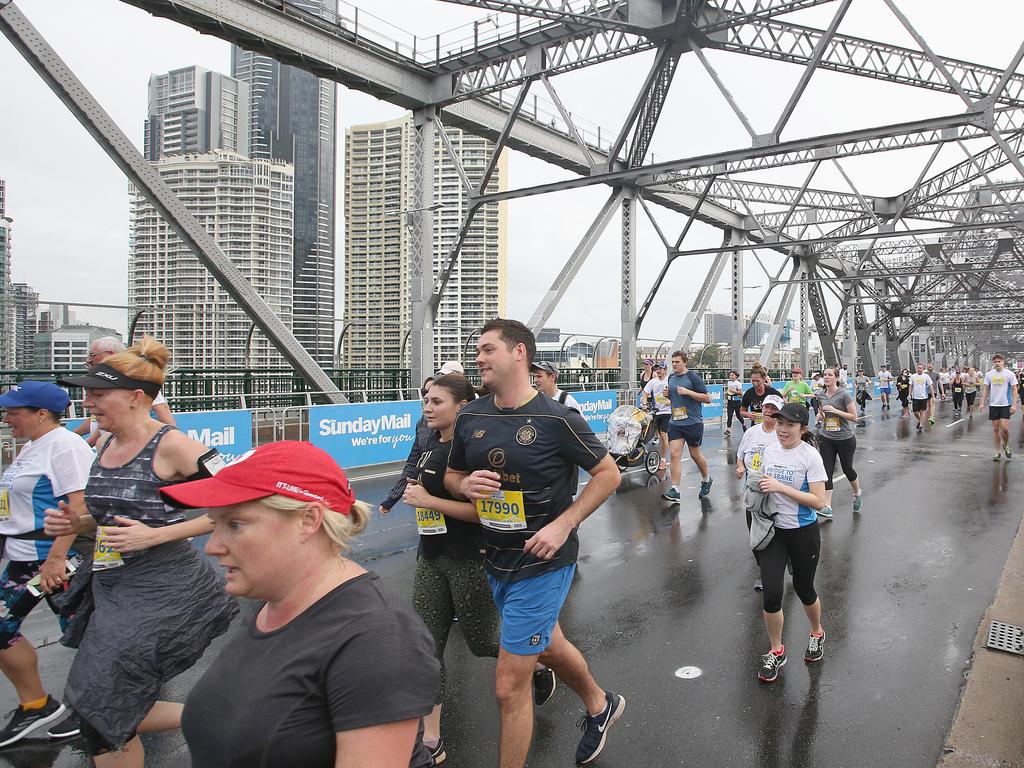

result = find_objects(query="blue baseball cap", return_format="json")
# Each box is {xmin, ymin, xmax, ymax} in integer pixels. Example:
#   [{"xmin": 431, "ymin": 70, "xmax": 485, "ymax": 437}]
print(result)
[{"xmin": 0, "ymin": 381, "xmax": 71, "ymax": 413}]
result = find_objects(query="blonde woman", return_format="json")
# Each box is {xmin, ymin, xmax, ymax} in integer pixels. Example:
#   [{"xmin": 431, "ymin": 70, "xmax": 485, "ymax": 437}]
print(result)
[
  {"xmin": 49, "ymin": 336, "xmax": 238, "ymax": 766},
  {"xmin": 160, "ymin": 441, "xmax": 440, "ymax": 768}
]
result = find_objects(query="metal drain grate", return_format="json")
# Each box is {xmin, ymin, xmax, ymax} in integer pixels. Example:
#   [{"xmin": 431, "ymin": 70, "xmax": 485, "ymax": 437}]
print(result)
[{"xmin": 986, "ymin": 620, "xmax": 1024, "ymax": 656}]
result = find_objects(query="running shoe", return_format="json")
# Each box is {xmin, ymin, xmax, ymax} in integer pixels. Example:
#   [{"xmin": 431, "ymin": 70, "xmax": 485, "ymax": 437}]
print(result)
[
  {"xmin": 993, "ymin": 452, "xmax": 1002, "ymax": 462},
  {"xmin": 428, "ymin": 737, "xmax": 447, "ymax": 766},
  {"xmin": 1005, "ymin": 446, "xmax": 1013, "ymax": 459},
  {"xmin": 0, "ymin": 697, "xmax": 66, "ymax": 748},
  {"xmin": 45, "ymin": 712, "xmax": 80, "ymax": 739},
  {"xmin": 724, "ymin": 428, "xmax": 731, "ymax": 436},
  {"xmin": 698, "ymin": 477, "xmax": 713, "ymax": 498},
  {"xmin": 852, "ymin": 494, "xmax": 863, "ymax": 513},
  {"xmin": 817, "ymin": 506, "xmax": 834, "ymax": 521},
  {"xmin": 575, "ymin": 690, "xmax": 626, "ymax": 764},
  {"xmin": 757, "ymin": 648, "xmax": 787, "ymax": 683},
  {"xmin": 753, "ymin": 577, "xmax": 763, "ymax": 591},
  {"xmin": 661, "ymin": 487, "xmax": 681, "ymax": 503},
  {"xmin": 533, "ymin": 666, "xmax": 557, "ymax": 706},
  {"xmin": 805, "ymin": 631, "xmax": 826, "ymax": 663},
  {"xmin": 929, "ymin": 416, "xmax": 935, "ymax": 425},
  {"xmin": 916, "ymin": 424, "xmax": 922, "ymax": 432}
]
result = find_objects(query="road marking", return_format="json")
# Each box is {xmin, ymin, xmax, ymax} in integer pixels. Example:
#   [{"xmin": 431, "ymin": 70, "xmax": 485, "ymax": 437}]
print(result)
[
  {"xmin": 832, "ymin": 473, "xmax": 846, "ymax": 482},
  {"xmin": 946, "ymin": 419, "xmax": 964, "ymax": 428}
]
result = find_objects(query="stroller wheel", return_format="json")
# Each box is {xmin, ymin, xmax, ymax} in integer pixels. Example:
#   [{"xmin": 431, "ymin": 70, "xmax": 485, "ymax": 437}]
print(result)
[{"xmin": 645, "ymin": 450, "xmax": 662, "ymax": 475}]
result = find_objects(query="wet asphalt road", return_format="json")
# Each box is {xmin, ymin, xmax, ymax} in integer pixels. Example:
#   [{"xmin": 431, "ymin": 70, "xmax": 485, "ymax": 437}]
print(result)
[{"xmin": 1, "ymin": 400, "xmax": 1021, "ymax": 768}]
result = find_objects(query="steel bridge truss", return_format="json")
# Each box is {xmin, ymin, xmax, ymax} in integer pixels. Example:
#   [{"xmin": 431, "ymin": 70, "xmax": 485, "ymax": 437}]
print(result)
[{"xmin": 5, "ymin": 0, "xmax": 1024, "ymax": 382}]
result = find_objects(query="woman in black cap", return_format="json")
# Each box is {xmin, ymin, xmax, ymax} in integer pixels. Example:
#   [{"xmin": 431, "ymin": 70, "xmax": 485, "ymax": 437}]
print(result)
[
  {"xmin": 754, "ymin": 403, "xmax": 828, "ymax": 684},
  {"xmin": 47, "ymin": 336, "xmax": 237, "ymax": 767}
]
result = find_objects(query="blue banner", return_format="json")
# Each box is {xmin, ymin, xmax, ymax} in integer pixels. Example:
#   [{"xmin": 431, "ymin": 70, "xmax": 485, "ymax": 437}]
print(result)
[
  {"xmin": 573, "ymin": 390, "xmax": 617, "ymax": 434},
  {"xmin": 309, "ymin": 400, "xmax": 422, "ymax": 468},
  {"xmin": 176, "ymin": 409, "xmax": 254, "ymax": 463},
  {"xmin": 705, "ymin": 384, "xmax": 724, "ymax": 420}
]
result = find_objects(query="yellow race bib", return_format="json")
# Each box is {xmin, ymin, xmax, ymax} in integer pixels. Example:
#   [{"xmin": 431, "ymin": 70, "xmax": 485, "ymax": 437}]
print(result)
[
  {"xmin": 672, "ymin": 405, "xmax": 688, "ymax": 421},
  {"xmin": 754, "ymin": 412, "xmax": 764, "ymax": 424},
  {"xmin": 0, "ymin": 490, "xmax": 10, "ymax": 524},
  {"xmin": 750, "ymin": 452, "xmax": 762, "ymax": 471},
  {"xmin": 415, "ymin": 508, "xmax": 447, "ymax": 536},
  {"xmin": 824, "ymin": 416, "xmax": 842, "ymax": 432},
  {"xmin": 93, "ymin": 527, "xmax": 125, "ymax": 571},
  {"xmin": 476, "ymin": 490, "xmax": 527, "ymax": 531}
]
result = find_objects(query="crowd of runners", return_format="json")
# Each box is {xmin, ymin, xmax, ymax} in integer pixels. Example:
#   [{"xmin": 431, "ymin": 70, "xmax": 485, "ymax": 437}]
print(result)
[{"xmin": 0, "ymin": 320, "xmax": 1018, "ymax": 767}]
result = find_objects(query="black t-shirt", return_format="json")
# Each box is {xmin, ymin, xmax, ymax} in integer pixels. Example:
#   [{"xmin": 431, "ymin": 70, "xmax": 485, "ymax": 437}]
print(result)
[
  {"xmin": 740, "ymin": 386, "xmax": 783, "ymax": 419},
  {"xmin": 416, "ymin": 432, "xmax": 485, "ymax": 560},
  {"xmin": 448, "ymin": 392, "xmax": 607, "ymax": 583},
  {"xmin": 181, "ymin": 573, "xmax": 439, "ymax": 768}
]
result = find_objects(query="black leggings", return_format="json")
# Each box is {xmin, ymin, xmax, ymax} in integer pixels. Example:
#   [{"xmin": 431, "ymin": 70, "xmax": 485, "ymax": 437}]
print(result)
[
  {"xmin": 817, "ymin": 434, "xmax": 857, "ymax": 490},
  {"xmin": 966, "ymin": 391, "xmax": 977, "ymax": 407},
  {"xmin": 727, "ymin": 399, "xmax": 742, "ymax": 428},
  {"xmin": 760, "ymin": 523, "xmax": 820, "ymax": 614},
  {"xmin": 952, "ymin": 391, "xmax": 964, "ymax": 410}
]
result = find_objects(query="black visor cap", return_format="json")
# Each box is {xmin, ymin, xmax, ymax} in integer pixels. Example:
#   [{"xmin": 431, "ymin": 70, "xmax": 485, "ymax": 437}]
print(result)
[{"xmin": 58, "ymin": 363, "xmax": 162, "ymax": 398}]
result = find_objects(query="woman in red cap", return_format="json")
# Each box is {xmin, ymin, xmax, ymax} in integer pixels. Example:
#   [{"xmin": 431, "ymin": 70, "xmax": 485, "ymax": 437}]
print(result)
[{"xmin": 161, "ymin": 441, "xmax": 440, "ymax": 768}]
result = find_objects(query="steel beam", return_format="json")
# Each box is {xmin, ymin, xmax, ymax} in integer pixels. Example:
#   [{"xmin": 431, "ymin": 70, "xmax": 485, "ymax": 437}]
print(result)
[
  {"xmin": 620, "ymin": 189, "xmax": 638, "ymax": 385},
  {"xmin": 671, "ymin": 231, "xmax": 735, "ymax": 353},
  {"xmin": 0, "ymin": 2, "xmax": 345, "ymax": 402},
  {"xmin": 759, "ymin": 263, "xmax": 799, "ymax": 367},
  {"xmin": 410, "ymin": 109, "xmax": 437, "ymax": 384}
]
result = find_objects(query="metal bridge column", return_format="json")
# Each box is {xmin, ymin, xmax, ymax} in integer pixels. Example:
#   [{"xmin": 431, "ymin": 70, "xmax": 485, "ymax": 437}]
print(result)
[
  {"xmin": 672, "ymin": 230, "xmax": 733, "ymax": 355},
  {"xmin": 799, "ymin": 263, "xmax": 809, "ymax": 372},
  {"xmin": 620, "ymin": 189, "xmax": 638, "ymax": 386},
  {"xmin": 410, "ymin": 108, "xmax": 437, "ymax": 386},
  {"xmin": 730, "ymin": 233, "xmax": 745, "ymax": 375}
]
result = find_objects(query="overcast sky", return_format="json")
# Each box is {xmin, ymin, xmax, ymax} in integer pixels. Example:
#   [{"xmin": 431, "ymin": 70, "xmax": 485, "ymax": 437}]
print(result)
[{"xmin": 1, "ymin": 0, "xmax": 1021, "ymax": 344}]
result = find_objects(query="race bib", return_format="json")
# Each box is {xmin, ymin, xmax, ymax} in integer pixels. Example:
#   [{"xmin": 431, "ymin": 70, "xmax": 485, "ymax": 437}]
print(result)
[
  {"xmin": 93, "ymin": 527, "xmax": 125, "ymax": 571},
  {"xmin": 672, "ymin": 405, "xmax": 688, "ymax": 421},
  {"xmin": 824, "ymin": 416, "xmax": 842, "ymax": 432},
  {"xmin": 992, "ymin": 375, "xmax": 1005, "ymax": 386},
  {"xmin": 655, "ymin": 391, "xmax": 671, "ymax": 406},
  {"xmin": 476, "ymin": 490, "xmax": 527, "ymax": 531},
  {"xmin": 750, "ymin": 452, "xmax": 763, "ymax": 471},
  {"xmin": 415, "ymin": 507, "xmax": 447, "ymax": 536},
  {"xmin": 0, "ymin": 490, "xmax": 9, "ymax": 524},
  {"xmin": 753, "ymin": 412, "xmax": 764, "ymax": 424}
]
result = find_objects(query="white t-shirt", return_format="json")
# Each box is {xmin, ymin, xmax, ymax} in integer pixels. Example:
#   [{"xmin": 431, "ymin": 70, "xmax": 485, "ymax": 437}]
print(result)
[
  {"xmin": 0, "ymin": 427, "xmax": 94, "ymax": 561},
  {"xmin": 737, "ymin": 423, "xmax": 779, "ymax": 474},
  {"xmin": 984, "ymin": 369, "xmax": 1019, "ymax": 407},
  {"xmin": 762, "ymin": 441, "xmax": 827, "ymax": 529},
  {"xmin": 939, "ymin": 371, "xmax": 950, "ymax": 385},
  {"xmin": 879, "ymin": 371, "xmax": 893, "ymax": 385},
  {"xmin": 726, "ymin": 380, "xmax": 744, "ymax": 400},
  {"xmin": 910, "ymin": 373, "xmax": 932, "ymax": 400},
  {"xmin": 549, "ymin": 388, "xmax": 581, "ymax": 413},
  {"xmin": 643, "ymin": 377, "xmax": 671, "ymax": 415}
]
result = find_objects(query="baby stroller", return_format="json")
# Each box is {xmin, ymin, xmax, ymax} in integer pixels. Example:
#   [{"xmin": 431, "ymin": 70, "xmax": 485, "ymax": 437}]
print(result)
[{"xmin": 604, "ymin": 404, "xmax": 662, "ymax": 475}]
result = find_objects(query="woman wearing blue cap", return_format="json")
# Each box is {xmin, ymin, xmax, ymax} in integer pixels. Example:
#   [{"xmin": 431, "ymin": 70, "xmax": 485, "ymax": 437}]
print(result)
[{"xmin": 0, "ymin": 380, "xmax": 94, "ymax": 746}]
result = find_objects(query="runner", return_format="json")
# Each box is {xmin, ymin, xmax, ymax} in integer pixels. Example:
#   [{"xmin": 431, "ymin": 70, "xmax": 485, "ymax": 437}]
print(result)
[
  {"xmin": 949, "ymin": 370, "xmax": 965, "ymax": 418},
  {"xmin": 781, "ymin": 368, "xmax": 814, "ymax": 408},
  {"xmin": 532, "ymin": 361, "xmax": 581, "ymax": 412},
  {"xmin": 939, "ymin": 367, "xmax": 951, "ymax": 402},
  {"xmin": 878, "ymin": 365, "xmax": 893, "ymax": 410},
  {"xmin": 662, "ymin": 351, "xmax": 713, "ymax": 503},
  {"xmin": 854, "ymin": 370, "xmax": 872, "ymax": 417},
  {"xmin": 740, "ymin": 367, "xmax": 783, "ymax": 428},
  {"xmin": 159, "ymin": 441, "xmax": 440, "ymax": 768},
  {"xmin": 49, "ymin": 336, "xmax": 238, "ymax": 765},
  {"xmin": 641, "ymin": 362, "xmax": 671, "ymax": 470},
  {"xmin": 910, "ymin": 363, "xmax": 933, "ymax": 431},
  {"xmin": 444, "ymin": 319, "xmax": 625, "ymax": 767},
  {"xmin": 0, "ymin": 382, "xmax": 93, "ymax": 746},
  {"xmin": 815, "ymin": 367, "xmax": 863, "ymax": 519},
  {"xmin": 639, "ymin": 358, "xmax": 655, "ymax": 388},
  {"xmin": 896, "ymin": 368, "xmax": 911, "ymax": 419},
  {"xmin": 980, "ymin": 354, "xmax": 1019, "ymax": 461},
  {"xmin": 926, "ymin": 363, "xmax": 942, "ymax": 425},
  {"xmin": 963, "ymin": 366, "xmax": 980, "ymax": 418},
  {"xmin": 839, "ymin": 364, "xmax": 850, "ymax": 388},
  {"xmin": 724, "ymin": 370, "xmax": 744, "ymax": 436},
  {"xmin": 754, "ymin": 403, "xmax": 828, "ymax": 684},
  {"xmin": 735, "ymin": 394, "xmax": 783, "ymax": 592}
]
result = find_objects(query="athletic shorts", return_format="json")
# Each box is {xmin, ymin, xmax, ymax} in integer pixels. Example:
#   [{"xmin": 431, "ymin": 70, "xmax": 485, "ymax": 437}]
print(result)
[
  {"xmin": 880, "ymin": 386, "xmax": 891, "ymax": 394},
  {"xmin": 668, "ymin": 422, "xmax": 704, "ymax": 447},
  {"xmin": 989, "ymin": 405, "xmax": 1011, "ymax": 421},
  {"xmin": 487, "ymin": 564, "xmax": 575, "ymax": 655},
  {"xmin": 912, "ymin": 398, "xmax": 929, "ymax": 413},
  {"xmin": 0, "ymin": 560, "xmax": 66, "ymax": 649},
  {"xmin": 654, "ymin": 413, "xmax": 670, "ymax": 433}
]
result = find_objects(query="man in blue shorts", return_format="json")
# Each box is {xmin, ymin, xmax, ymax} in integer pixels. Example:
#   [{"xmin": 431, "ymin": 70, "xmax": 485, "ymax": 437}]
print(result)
[
  {"xmin": 446, "ymin": 318, "xmax": 625, "ymax": 767},
  {"xmin": 662, "ymin": 350, "xmax": 713, "ymax": 503}
]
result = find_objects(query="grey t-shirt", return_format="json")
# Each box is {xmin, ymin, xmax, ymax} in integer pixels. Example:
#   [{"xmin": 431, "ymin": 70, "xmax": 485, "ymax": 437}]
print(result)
[
  {"xmin": 181, "ymin": 572, "xmax": 439, "ymax": 768},
  {"xmin": 816, "ymin": 388, "xmax": 855, "ymax": 441},
  {"xmin": 928, "ymin": 370, "xmax": 941, "ymax": 393},
  {"xmin": 855, "ymin": 375, "xmax": 870, "ymax": 393}
]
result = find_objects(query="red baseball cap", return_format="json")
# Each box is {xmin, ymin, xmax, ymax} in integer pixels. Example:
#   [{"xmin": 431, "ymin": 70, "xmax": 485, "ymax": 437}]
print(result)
[{"xmin": 160, "ymin": 441, "xmax": 356, "ymax": 514}]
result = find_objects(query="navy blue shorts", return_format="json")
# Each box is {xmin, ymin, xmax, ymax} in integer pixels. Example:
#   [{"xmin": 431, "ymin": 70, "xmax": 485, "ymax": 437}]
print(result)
[
  {"xmin": 654, "ymin": 414, "xmax": 670, "ymax": 433},
  {"xmin": 668, "ymin": 422, "xmax": 704, "ymax": 447},
  {"xmin": 487, "ymin": 564, "xmax": 575, "ymax": 655}
]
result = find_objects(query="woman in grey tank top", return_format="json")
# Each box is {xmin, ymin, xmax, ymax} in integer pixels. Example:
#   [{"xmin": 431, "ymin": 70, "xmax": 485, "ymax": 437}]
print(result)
[{"xmin": 50, "ymin": 337, "xmax": 237, "ymax": 764}]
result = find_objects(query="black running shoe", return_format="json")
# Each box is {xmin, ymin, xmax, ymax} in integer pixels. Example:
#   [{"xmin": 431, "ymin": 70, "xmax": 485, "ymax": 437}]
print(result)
[
  {"xmin": 45, "ymin": 712, "xmax": 80, "ymax": 739},
  {"xmin": 0, "ymin": 697, "xmax": 66, "ymax": 748},
  {"xmin": 533, "ymin": 666, "xmax": 557, "ymax": 706},
  {"xmin": 804, "ymin": 631, "xmax": 825, "ymax": 663},
  {"xmin": 575, "ymin": 690, "xmax": 625, "ymax": 764},
  {"xmin": 757, "ymin": 648, "xmax": 787, "ymax": 683}
]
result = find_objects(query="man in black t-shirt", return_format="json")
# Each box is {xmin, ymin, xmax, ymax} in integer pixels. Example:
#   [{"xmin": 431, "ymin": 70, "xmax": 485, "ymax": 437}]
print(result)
[{"xmin": 446, "ymin": 319, "xmax": 625, "ymax": 768}]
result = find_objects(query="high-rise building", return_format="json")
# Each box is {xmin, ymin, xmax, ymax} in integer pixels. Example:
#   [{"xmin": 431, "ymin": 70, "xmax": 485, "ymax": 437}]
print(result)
[
  {"xmin": 144, "ymin": 66, "xmax": 249, "ymax": 161},
  {"xmin": 703, "ymin": 311, "xmax": 785, "ymax": 348},
  {"xmin": 343, "ymin": 115, "xmax": 508, "ymax": 369},
  {"xmin": 232, "ymin": 12, "xmax": 337, "ymax": 366},
  {"xmin": 0, "ymin": 179, "xmax": 14, "ymax": 368},
  {"xmin": 129, "ymin": 150, "xmax": 294, "ymax": 368},
  {"xmin": 11, "ymin": 282, "xmax": 39, "ymax": 368},
  {"xmin": 34, "ymin": 324, "xmax": 121, "ymax": 370}
]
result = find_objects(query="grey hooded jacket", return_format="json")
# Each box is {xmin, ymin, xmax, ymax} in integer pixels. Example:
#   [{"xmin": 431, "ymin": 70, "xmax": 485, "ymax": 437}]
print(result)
[{"xmin": 744, "ymin": 470, "xmax": 777, "ymax": 551}]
